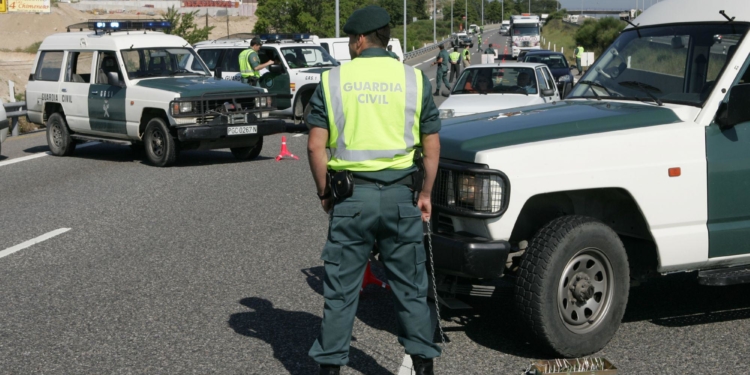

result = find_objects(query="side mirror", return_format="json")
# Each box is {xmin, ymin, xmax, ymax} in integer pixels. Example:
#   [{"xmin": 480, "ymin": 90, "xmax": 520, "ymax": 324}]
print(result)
[
  {"xmin": 541, "ymin": 88, "xmax": 555, "ymax": 97},
  {"xmin": 269, "ymin": 64, "xmax": 285, "ymax": 74},
  {"xmin": 717, "ymin": 84, "xmax": 750, "ymax": 129},
  {"xmin": 214, "ymin": 67, "xmax": 223, "ymax": 79},
  {"xmin": 106, "ymin": 72, "xmax": 123, "ymax": 87}
]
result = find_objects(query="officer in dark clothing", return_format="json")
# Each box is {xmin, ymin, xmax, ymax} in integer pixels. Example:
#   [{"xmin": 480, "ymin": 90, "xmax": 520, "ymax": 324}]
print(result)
[{"xmin": 306, "ymin": 5, "xmax": 442, "ymax": 375}]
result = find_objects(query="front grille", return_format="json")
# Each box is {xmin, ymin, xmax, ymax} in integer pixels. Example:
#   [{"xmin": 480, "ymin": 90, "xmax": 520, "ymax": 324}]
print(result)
[
  {"xmin": 432, "ymin": 161, "xmax": 509, "ymax": 218},
  {"xmin": 522, "ymin": 41, "xmax": 530, "ymax": 47}
]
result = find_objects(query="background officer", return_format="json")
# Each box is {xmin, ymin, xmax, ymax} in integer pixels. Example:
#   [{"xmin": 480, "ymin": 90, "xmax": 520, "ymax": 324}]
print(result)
[
  {"xmin": 477, "ymin": 33, "xmax": 483, "ymax": 52},
  {"xmin": 306, "ymin": 5, "xmax": 442, "ymax": 375},
  {"xmin": 575, "ymin": 43, "xmax": 585, "ymax": 76},
  {"xmin": 448, "ymin": 46, "xmax": 461, "ymax": 82},
  {"xmin": 462, "ymin": 45, "xmax": 471, "ymax": 68},
  {"xmin": 238, "ymin": 37, "xmax": 273, "ymax": 86},
  {"xmin": 387, "ymin": 45, "xmax": 401, "ymax": 62},
  {"xmin": 431, "ymin": 44, "xmax": 451, "ymax": 96},
  {"xmin": 484, "ymin": 43, "xmax": 496, "ymax": 57}
]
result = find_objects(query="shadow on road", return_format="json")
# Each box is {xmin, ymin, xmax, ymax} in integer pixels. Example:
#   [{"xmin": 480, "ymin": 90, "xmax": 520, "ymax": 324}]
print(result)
[
  {"xmin": 228, "ymin": 297, "xmax": 392, "ymax": 375},
  {"xmin": 23, "ymin": 145, "xmax": 50, "ymax": 153},
  {"xmin": 0, "ymin": 155, "xmax": 7, "ymax": 161}
]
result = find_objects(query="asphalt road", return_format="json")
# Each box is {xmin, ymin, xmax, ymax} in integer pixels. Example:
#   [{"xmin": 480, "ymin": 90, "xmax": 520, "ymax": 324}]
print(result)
[{"xmin": 2, "ymin": 130, "xmax": 750, "ymax": 374}]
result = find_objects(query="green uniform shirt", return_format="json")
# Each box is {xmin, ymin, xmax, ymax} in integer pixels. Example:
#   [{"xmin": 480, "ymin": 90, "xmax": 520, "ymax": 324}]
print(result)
[
  {"xmin": 438, "ymin": 49, "xmax": 450, "ymax": 70},
  {"xmin": 307, "ymin": 48, "xmax": 441, "ymax": 183},
  {"xmin": 249, "ymin": 50, "xmax": 261, "ymax": 70},
  {"xmin": 484, "ymin": 47, "xmax": 496, "ymax": 55},
  {"xmin": 388, "ymin": 51, "xmax": 400, "ymax": 60}
]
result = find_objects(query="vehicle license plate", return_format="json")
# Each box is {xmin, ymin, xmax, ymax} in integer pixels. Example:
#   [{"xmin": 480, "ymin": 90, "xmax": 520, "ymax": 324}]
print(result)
[{"xmin": 227, "ymin": 125, "xmax": 257, "ymax": 136}]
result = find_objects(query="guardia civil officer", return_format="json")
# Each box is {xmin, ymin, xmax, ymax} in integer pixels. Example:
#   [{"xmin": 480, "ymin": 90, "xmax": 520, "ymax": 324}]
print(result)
[
  {"xmin": 431, "ymin": 44, "xmax": 451, "ymax": 96},
  {"xmin": 238, "ymin": 37, "xmax": 273, "ymax": 86},
  {"xmin": 484, "ymin": 43, "xmax": 496, "ymax": 56},
  {"xmin": 306, "ymin": 5, "xmax": 442, "ymax": 375},
  {"xmin": 448, "ymin": 46, "xmax": 461, "ymax": 83}
]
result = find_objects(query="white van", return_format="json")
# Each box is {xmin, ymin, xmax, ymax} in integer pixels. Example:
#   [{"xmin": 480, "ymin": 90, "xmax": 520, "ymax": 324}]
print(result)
[{"xmin": 317, "ymin": 37, "xmax": 404, "ymax": 63}]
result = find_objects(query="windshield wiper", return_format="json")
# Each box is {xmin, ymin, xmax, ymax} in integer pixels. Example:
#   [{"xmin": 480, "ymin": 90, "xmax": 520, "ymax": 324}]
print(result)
[
  {"xmin": 618, "ymin": 80, "xmax": 663, "ymax": 106},
  {"xmin": 577, "ymin": 80, "xmax": 611, "ymax": 100},
  {"xmin": 169, "ymin": 69, "xmax": 204, "ymax": 76}
]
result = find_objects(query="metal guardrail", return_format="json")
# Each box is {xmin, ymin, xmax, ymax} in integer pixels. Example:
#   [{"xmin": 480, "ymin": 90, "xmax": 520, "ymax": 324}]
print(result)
[
  {"xmin": 3, "ymin": 101, "xmax": 28, "ymax": 137},
  {"xmin": 404, "ymin": 24, "xmax": 501, "ymax": 62}
]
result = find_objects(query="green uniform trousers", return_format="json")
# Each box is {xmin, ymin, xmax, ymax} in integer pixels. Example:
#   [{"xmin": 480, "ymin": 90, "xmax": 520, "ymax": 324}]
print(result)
[
  {"xmin": 309, "ymin": 183, "xmax": 442, "ymax": 366},
  {"xmin": 435, "ymin": 66, "xmax": 451, "ymax": 92}
]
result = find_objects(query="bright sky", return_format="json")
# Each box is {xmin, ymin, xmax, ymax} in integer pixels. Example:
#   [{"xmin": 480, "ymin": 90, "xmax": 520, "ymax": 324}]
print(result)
[{"xmin": 557, "ymin": 0, "xmax": 662, "ymax": 11}]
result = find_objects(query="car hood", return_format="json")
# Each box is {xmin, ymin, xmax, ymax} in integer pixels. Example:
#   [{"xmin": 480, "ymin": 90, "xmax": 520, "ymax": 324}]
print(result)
[
  {"xmin": 549, "ymin": 67, "xmax": 572, "ymax": 79},
  {"xmin": 439, "ymin": 100, "xmax": 682, "ymax": 162},
  {"xmin": 440, "ymin": 94, "xmax": 542, "ymax": 117},
  {"xmin": 136, "ymin": 76, "xmax": 263, "ymax": 97}
]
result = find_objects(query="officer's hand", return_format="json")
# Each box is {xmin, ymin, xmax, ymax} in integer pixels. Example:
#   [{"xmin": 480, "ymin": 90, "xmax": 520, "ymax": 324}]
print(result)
[
  {"xmin": 321, "ymin": 198, "xmax": 333, "ymax": 214},
  {"xmin": 417, "ymin": 192, "xmax": 432, "ymax": 222}
]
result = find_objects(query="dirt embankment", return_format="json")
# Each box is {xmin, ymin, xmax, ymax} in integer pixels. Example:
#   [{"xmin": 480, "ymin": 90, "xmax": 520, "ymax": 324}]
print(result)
[{"xmin": 0, "ymin": 3, "xmax": 256, "ymax": 102}]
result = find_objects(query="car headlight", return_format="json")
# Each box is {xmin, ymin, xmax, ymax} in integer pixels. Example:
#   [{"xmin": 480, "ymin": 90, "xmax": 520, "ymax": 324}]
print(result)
[
  {"xmin": 558, "ymin": 75, "xmax": 571, "ymax": 83},
  {"xmin": 434, "ymin": 166, "xmax": 508, "ymax": 216},
  {"xmin": 255, "ymin": 96, "xmax": 273, "ymax": 108},
  {"xmin": 439, "ymin": 109, "xmax": 455, "ymax": 119},
  {"xmin": 171, "ymin": 101, "xmax": 194, "ymax": 116}
]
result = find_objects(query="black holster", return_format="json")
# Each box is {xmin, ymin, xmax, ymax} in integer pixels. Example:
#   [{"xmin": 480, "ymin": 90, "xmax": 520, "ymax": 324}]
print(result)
[
  {"xmin": 411, "ymin": 148, "xmax": 426, "ymax": 205},
  {"xmin": 328, "ymin": 170, "xmax": 354, "ymax": 203}
]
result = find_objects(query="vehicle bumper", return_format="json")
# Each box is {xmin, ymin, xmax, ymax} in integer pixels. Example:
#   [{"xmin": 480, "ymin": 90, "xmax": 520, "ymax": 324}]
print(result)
[
  {"xmin": 176, "ymin": 119, "xmax": 287, "ymax": 142},
  {"xmin": 429, "ymin": 231, "xmax": 511, "ymax": 279},
  {"xmin": 0, "ymin": 118, "xmax": 8, "ymax": 131}
]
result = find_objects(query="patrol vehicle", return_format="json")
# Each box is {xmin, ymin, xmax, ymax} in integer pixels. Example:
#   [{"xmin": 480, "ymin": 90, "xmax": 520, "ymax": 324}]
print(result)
[
  {"xmin": 25, "ymin": 20, "xmax": 283, "ymax": 167},
  {"xmin": 0, "ymin": 99, "xmax": 8, "ymax": 155},
  {"xmin": 429, "ymin": 0, "xmax": 750, "ymax": 358},
  {"xmin": 192, "ymin": 34, "xmax": 339, "ymax": 122}
]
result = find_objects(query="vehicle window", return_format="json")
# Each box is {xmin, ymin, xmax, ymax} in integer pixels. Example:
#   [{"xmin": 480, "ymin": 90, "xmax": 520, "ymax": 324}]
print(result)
[
  {"xmin": 35, "ymin": 51, "xmax": 64, "ymax": 82},
  {"xmin": 567, "ymin": 24, "xmax": 749, "ymax": 106},
  {"xmin": 513, "ymin": 25, "xmax": 540, "ymax": 36},
  {"xmin": 219, "ymin": 48, "xmax": 242, "ymax": 72},
  {"xmin": 536, "ymin": 68, "xmax": 550, "ymax": 90},
  {"xmin": 542, "ymin": 67, "xmax": 556, "ymax": 91},
  {"xmin": 280, "ymin": 46, "xmax": 337, "ymax": 68},
  {"xmin": 121, "ymin": 48, "xmax": 209, "ymax": 79},
  {"xmin": 320, "ymin": 43, "xmax": 330, "ymax": 53},
  {"xmin": 259, "ymin": 48, "xmax": 281, "ymax": 65},
  {"xmin": 452, "ymin": 67, "xmax": 538, "ymax": 95},
  {"xmin": 65, "ymin": 51, "xmax": 94, "ymax": 83},
  {"xmin": 95, "ymin": 51, "xmax": 124, "ymax": 86},
  {"xmin": 197, "ymin": 49, "xmax": 222, "ymax": 70}
]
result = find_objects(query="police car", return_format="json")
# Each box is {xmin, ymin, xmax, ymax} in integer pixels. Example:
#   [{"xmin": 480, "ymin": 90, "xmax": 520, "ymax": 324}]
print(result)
[
  {"xmin": 192, "ymin": 34, "xmax": 339, "ymax": 122},
  {"xmin": 431, "ymin": 0, "xmax": 750, "ymax": 358},
  {"xmin": 25, "ymin": 20, "xmax": 284, "ymax": 167},
  {"xmin": 0, "ymin": 98, "xmax": 8, "ymax": 155}
]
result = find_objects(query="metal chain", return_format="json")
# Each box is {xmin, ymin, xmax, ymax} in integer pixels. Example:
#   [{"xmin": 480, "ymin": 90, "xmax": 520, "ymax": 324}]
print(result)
[{"xmin": 426, "ymin": 221, "xmax": 447, "ymax": 352}]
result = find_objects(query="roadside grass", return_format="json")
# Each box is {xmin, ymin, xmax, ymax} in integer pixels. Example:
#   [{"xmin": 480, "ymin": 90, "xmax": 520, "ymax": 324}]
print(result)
[
  {"xmin": 0, "ymin": 41, "xmax": 42, "ymax": 53},
  {"xmin": 541, "ymin": 19, "xmax": 578, "ymax": 63},
  {"xmin": 393, "ymin": 20, "xmax": 454, "ymax": 53}
]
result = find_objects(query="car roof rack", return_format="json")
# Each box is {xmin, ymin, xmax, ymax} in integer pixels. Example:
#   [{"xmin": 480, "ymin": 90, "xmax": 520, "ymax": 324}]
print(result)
[
  {"xmin": 218, "ymin": 33, "xmax": 256, "ymax": 40},
  {"xmin": 73, "ymin": 19, "xmax": 172, "ymax": 35},
  {"xmin": 258, "ymin": 33, "xmax": 315, "ymax": 43}
]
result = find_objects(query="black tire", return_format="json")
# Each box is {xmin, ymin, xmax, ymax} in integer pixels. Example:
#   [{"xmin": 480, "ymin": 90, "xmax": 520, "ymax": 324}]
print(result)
[
  {"xmin": 514, "ymin": 215, "xmax": 630, "ymax": 357},
  {"xmin": 143, "ymin": 117, "xmax": 177, "ymax": 167},
  {"xmin": 46, "ymin": 112, "xmax": 76, "ymax": 156},
  {"xmin": 230, "ymin": 137, "xmax": 263, "ymax": 161},
  {"xmin": 303, "ymin": 102, "xmax": 313, "ymax": 130}
]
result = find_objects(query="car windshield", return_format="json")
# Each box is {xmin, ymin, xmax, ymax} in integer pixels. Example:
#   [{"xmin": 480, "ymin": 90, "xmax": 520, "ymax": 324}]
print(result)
[
  {"xmin": 280, "ymin": 46, "xmax": 338, "ymax": 68},
  {"xmin": 568, "ymin": 23, "xmax": 748, "ymax": 106},
  {"xmin": 525, "ymin": 54, "xmax": 569, "ymax": 69},
  {"xmin": 452, "ymin": 67, "xmax": 538, "ymax": 95},
  {"xmin": 513, "ymin": 25, "xmax": 539, "ymax": 36},
  {"xmin": 121, "ymin": 48, "xmax": 210, "ymax": 79}
]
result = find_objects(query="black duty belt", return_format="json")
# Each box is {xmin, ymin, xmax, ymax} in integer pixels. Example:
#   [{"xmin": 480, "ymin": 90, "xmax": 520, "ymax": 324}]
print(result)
[{"xmin": 353, "ymin": 174, "xmax": 414, "ymax": 187}]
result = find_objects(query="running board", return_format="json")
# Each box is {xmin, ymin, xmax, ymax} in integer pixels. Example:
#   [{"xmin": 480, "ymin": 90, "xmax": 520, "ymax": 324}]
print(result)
[
  {"xmin": 71, "ymin": 135, "xmax": 132, "ymax": 145},
  {"xmin": 698, "ymin": 265, "xmax": 750, "ymax": 286}
]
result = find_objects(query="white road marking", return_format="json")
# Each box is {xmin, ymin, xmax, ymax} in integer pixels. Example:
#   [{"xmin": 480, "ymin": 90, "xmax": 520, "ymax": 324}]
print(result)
[
  {"xmin": 292, "ymin": 133, "xmax": 304, "ymax": 137},
  {"xmin": 0, "ymin": 142, "xmax": 100, "ymax": 168},
  {"xmin": 398, "ymin": 354, "xmax": 415, "ymax": 375},
  {"xmin": 0, "ymin": 228, "xmax": 71, "ymax": 259}
]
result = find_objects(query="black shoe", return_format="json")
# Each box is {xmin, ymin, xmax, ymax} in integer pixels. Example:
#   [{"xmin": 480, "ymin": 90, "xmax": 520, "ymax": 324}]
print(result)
[
  {"xmin": 411, "ymin": 356, "xmax": 434, "ymax": 375},
  {"xmin": 433, "ymin": 91, "xmax": 440, "ymax": 96},
  {"xmin": 319, "ymin": 365, "xmax": 340, "ymax": 375}
]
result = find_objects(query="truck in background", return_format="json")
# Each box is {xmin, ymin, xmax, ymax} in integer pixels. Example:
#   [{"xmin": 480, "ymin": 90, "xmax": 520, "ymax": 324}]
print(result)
[{"xmin": 509, "ymin": 14, "xmax": 541, "ymax": 58}]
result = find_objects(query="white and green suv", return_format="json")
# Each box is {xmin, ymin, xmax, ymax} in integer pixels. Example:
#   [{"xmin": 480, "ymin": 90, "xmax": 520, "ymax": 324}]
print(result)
[
  {"xmin": 193, "ymin": 34, "xmax": 339, "ymax": 122},
  {"xmin": 430, "ymin": 0, "xmax": 750, "ymax": 357}
]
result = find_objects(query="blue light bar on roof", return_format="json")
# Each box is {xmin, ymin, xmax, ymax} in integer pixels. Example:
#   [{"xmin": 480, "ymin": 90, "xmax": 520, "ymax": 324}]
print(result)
[
  {"xmin": 88, "ymin": 20, "xmax": 172, "ymax": 32},
  {"xmin": 259, "ymin": 33, "xmax": 312, "ymax": 42}
]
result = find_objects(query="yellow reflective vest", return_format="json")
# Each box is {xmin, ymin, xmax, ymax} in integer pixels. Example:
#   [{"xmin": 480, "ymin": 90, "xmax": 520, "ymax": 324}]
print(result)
[
  {"xmin": 449, "ymin": 51, "xmax": 461, "ymax": 63},
  {"xmin": 576, "ymin": 46, "xmax": 585, "ymax": 59},
  {"xmin": 239, "ymin": 49, "xmax": 261, "ymax": 79},
  {"xmin": 321, "ymin": 55, "xmax": 423, "ymax": 172}
]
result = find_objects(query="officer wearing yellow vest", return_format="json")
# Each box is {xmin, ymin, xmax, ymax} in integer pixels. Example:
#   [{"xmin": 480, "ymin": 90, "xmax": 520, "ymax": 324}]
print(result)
[
  {"xmin": 239, "ymin": 37, "xmax": 273, "ymax": 86},
  {"xmin": 448, "ymin": 46, "xmax": 461, "ymax": 82},
  {"xmin": 462, "ymin": 45, "xmax": 471, "ymax": 68},
  {"xmin": 575, "ymin": 43, "xmax": 585, "ymax": 76},
  {"xmin": 306, "ymin": 5, "xmax": 442, "ymax": 375}
]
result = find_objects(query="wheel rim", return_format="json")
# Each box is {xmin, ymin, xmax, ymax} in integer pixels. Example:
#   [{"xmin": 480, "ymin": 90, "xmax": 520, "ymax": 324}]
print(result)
[
  {"xmin": 557, "ymin": 247, "xmax": 614, "ymax": 334},
  {"xmin": 150, "ymin": 127, "xmax": 164, "ymax": 157},
  {"xmin": 51, "ymin": 121, "xmax": 63, "ymax": 148}
]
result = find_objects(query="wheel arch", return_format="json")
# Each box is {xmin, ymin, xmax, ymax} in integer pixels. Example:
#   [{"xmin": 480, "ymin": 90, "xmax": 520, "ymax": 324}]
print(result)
[
  {"xmin": 139, "ymin": 108, "xmax": 169, "ymax": 138},
  {"xmin": 43, "ymin": 102, "xmax": 64, "ymax": 124},
  {"xmin": 510, "ymin": 188, "xmax": 659, "ymax": 278}
]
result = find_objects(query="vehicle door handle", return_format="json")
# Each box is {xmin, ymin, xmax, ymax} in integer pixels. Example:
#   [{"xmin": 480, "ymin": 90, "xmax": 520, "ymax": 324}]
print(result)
[
  {"xmin": 90, "ymin": 91, "xmax": 98, "ymax": 95},
  {"xmin": 62, "ymin": 88, "xmax": 67, "ymax": 93}
]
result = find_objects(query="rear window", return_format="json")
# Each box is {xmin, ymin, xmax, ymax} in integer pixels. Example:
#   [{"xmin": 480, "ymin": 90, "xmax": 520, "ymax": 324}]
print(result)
[
  {"xmin": 197, "ymin": 49, "xmax": 223, "ymax": 70},
  {"xmin": 220, "ymin": 48, "xmax": 243, "ymax": 72},
  {"xmin": 35, "ymin": 51, "xmax": 64, "ymax": 82}
]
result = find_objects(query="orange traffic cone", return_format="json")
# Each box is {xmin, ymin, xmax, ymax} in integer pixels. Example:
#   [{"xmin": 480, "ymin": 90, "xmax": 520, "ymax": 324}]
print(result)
[
  {"xmin": 361, "ymin": 261, "xmax": 390, "ymax": 294},
  {"xmin": 275, "ymin": 135, "xmax": 299, "ymax": 161},
  {"xmin": 503, "ymin": 46, "xmax": 509, "ymax": 62}
]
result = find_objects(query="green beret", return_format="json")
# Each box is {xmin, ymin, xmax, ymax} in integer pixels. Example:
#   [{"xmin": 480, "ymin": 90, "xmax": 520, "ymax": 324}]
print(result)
[{"xmin": 343, "ymin": 5, "xmax": 391, "ymax": 35}]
